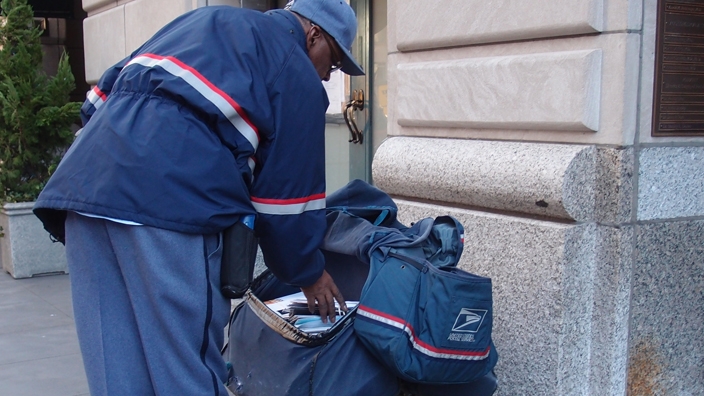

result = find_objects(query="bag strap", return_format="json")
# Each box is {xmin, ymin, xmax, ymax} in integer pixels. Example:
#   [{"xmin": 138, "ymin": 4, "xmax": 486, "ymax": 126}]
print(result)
[
  {"xmin": 326, "ymin": 205, "xmax": 396, "ymax": 227},
  {"xmin": 373, "ymin": 209, "xmax": 389, "ymax": 226}
]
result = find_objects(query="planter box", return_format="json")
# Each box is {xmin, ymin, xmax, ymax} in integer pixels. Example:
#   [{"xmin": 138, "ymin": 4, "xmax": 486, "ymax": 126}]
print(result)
[{"xmin": 1, "ymin": 202, "xmax": 67, "ymax": 278}]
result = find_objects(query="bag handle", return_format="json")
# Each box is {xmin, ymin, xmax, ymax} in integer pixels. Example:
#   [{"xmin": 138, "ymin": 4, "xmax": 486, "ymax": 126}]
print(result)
[{"xmin": 373, "ymin": 209, "xmax": 389, "ymax": 226}]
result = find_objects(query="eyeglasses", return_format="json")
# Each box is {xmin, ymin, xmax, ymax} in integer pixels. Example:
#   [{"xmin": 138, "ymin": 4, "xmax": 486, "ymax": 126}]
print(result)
[{"xmin": 311, "ymin": 23, "xmax": 342, "ymax": 73}]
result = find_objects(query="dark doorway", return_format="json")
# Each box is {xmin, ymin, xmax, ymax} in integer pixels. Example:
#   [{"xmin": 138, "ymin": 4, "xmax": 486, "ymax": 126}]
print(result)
[{"xmin": 29, "ymin": 0, "xmax": 89, "ymax": 103}]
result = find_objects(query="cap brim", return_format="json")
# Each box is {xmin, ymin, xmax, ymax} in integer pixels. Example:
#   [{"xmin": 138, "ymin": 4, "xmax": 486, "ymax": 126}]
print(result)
[{"xmin": 335, "ymin": 38, "xmax": 365, "ymax": 76}]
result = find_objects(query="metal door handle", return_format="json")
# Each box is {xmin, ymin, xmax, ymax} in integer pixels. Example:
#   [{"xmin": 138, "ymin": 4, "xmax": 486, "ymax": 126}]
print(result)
[{"xmin": 344, "ymin": 89, "xmax": 364, "ymax": 144}]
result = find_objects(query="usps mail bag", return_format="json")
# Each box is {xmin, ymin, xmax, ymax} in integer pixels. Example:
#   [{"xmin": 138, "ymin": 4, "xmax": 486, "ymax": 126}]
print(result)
[
  {"xmin": 355, "ymin": 216, "xmax": 498, "ymax": 384},
  {"xmin": 224, "ymin": 247, "xmax": 497, "ymax": 396},
  {"xmin": 322, "ymin": 202, "xmax": 498, "ymax": 384}
]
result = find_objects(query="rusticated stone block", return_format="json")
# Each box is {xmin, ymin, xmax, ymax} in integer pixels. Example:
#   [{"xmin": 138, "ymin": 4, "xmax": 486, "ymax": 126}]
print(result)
[
  {"xmin": 373, "ymin": 137, "xmax": 598, "ymax": 221},
  {"xmin": 387, "ymin": 33, "xmax": 640, "ymax": 146},
  {"xmin": 396, "ymin": 50, "xmax": 602, "ymax": 133},
  {"xmin": 83, "ymin": 6, "xmax": 126, "ymax": 84},
  {"xmin": 124, "ymin": 0, "xmax": 193, "ymax": 54},
  {"xmin": 374, "ymin": 137, "xmax": 634, "ymax": 223},
  {"xmin": 396, "ymin": 0, "xmax": 604, "ymax": 52}
]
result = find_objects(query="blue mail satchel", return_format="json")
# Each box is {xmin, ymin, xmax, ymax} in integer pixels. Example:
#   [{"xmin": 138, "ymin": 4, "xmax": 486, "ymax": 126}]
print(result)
[
  {"xmin": 322, "ymin": 181, "xmax": 498, "ymax": 385},
  {"xmin": 354, "ymin": 216, "xmax": 498, "ymax": 384}
]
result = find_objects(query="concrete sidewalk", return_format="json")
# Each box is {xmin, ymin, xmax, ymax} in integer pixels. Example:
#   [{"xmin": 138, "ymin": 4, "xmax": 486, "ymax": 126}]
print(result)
[{"xmin": 0, "ymin": 271, "xmax": 89, "ymax": 396}]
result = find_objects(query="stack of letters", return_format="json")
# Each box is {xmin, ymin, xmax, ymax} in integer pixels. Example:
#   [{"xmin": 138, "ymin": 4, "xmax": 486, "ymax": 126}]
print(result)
[{"xmin": 263, "ymin": 292, "xmax": 358, "ymax": 333}]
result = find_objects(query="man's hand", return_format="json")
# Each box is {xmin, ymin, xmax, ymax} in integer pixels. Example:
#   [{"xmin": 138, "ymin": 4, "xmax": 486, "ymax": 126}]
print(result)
[{"xmin": 300, "ymin": 270, "xmax": 347, "ymax": 324}]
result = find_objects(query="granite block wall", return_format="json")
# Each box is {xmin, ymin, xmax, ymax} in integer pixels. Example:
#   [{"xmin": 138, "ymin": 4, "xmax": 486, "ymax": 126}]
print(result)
[
  {"xmin": 625, "ymin": 146, "xmax": 704, "ymax": 395},
  {"xmin": 376, "ymin": 141, "xmax": 704, "ymax": 395},
  {"xmin": 375, "ymin": 138, "xmax": 637, "ymax": 395},
  {"xmin": 82, "ymin": 5, "xmax": 126, "ymax": 84},
  {"xmin": 637, "ymin": 147, "xmax": 704, "ymax": 220},
  {"xmin": 391, "ymin": 201, "xmax": 637, "ymax": 396},
  {"xmin": 384, "ymin": 1, "xmax": 703, "ymax": 395},
  {"xmin": 81, "ymin": 0, "xmax": 279, "ymax": 84},
  {"xmin": 629, "ymin": 221, "xmax": 704, "ymax": 396},
  {"xmin": 394, "ymin": 200, "xmax": 576, "ymax": 395}
]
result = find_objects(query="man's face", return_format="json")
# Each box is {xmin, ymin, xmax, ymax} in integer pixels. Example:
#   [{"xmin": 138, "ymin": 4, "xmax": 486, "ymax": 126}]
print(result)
[{"xmin": 306, "ymin": 25, "xmax": 343, "ymax": 81}]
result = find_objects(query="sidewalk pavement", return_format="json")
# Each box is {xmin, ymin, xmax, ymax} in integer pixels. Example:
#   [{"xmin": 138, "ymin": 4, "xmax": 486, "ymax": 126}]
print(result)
[{"xmin": 0, "ymin": 271, "xmax": 89, "ymax": 396}]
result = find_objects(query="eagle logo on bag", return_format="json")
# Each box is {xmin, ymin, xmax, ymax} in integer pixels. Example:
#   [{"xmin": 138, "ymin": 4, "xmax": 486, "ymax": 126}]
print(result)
[
  {"xmin": 451, "ymin": 308, "xmax": 487, "ymax": 333},
  {"xmin": 447, "ymin": 308, "xmax": 487, "ymax": 343}
]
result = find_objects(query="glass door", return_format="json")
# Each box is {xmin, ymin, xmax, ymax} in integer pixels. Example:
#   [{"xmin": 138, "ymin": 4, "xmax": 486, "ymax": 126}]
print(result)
[
  {"xmin": 324, "ymin": 0, "xmax": 387, "ymax": 193},
  {"xmin": 346, "ymin": 0, "xmax": 371, "ymax": 183}
]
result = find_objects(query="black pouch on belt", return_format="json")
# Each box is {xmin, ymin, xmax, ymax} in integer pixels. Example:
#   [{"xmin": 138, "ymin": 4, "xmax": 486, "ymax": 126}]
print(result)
[{"xmin": 220, "ymin": 221, "xmax": 258, "ymax": 299}]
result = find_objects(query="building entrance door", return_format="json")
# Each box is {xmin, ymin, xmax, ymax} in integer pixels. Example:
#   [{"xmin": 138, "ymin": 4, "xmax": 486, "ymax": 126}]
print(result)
[{"xmin": 323, "ymin": 0, "xmax": 387, "ymax": 193}]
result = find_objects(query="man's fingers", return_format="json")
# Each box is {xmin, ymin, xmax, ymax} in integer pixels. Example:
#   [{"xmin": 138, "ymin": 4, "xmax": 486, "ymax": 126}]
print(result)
[
  {"xmin": 318, "ymin": 295, "xmax": 330, "ymax": 324},
  {"xmin": 306, "ymin": 294, "xmax": 316, "ymax": 315},
  {"xmin": 327, "ymin": 283, "xmax": 346, "ymax": 317},
  {"xmin": 325, "ymin": 293, "xmax": 336, "ymax": 323},
  {"xmin": 331, "ymin": 285, "xmax": 347, "ymax": 312},
  {"xmin": 335, "ymin": 294, "xmax": 347, "ymax": 312}
]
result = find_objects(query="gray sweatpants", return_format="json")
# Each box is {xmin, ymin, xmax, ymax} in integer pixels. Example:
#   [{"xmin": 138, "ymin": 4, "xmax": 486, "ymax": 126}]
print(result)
[{"xmin": 65, "ymin": 212, "xmax": 230, "ymax": 396}]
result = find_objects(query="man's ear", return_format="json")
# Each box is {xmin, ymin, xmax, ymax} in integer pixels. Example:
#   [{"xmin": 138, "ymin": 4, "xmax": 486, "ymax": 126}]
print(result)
[{"xmin": 306, "ymin": 25, "xmax": 322, "ymax": 49}]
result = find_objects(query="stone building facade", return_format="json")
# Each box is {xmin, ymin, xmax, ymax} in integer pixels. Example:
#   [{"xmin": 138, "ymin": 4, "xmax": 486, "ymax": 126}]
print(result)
[{"xmin": 80, "ymin": 0, "xmax": 703, "ymax": 394}]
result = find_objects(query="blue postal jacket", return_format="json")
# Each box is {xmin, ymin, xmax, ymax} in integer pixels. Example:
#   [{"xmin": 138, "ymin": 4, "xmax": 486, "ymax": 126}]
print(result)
[{"xmin": 34, "ymin": 7, "xmax": 328, "ymax": 287}]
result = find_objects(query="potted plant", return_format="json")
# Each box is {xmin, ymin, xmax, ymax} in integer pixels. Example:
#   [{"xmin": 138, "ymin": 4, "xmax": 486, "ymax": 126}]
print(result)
[{"xmin": 0, "ymin": 0, "xmax": 81, "ymax": 278}]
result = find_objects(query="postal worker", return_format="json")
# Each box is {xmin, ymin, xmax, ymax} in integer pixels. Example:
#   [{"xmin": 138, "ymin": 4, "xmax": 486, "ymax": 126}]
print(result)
[{"xmin": 33, "ymin": 0, "xmax": 363, "ymax": 394}]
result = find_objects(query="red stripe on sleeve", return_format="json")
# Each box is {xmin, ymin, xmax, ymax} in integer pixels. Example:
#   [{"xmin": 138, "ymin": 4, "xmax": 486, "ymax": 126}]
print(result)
[
  {"xmin": 250, "ymin": 193, "xmax": 326, "ymax": 205},
  {"xmin": 93, "ymin": 86, "xmax": 107, "ymax": 101}
]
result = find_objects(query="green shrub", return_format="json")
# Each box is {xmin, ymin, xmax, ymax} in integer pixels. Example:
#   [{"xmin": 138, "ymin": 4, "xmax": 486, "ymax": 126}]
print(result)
[{"xmin": 0, "ymin": 0, "xmax": 81, "ymax": 203}]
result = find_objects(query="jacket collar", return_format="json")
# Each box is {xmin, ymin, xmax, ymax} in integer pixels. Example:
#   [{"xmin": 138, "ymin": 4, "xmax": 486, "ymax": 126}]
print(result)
[{"xmin": 266, "ymin": 9, "xmax": 308, "ymax": 55}]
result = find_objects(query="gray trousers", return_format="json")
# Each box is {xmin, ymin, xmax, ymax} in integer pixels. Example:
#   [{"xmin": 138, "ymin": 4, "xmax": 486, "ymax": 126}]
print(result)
[{"xmin": 65, "ymin": 212, "xmax": 230, "ymax": 396}]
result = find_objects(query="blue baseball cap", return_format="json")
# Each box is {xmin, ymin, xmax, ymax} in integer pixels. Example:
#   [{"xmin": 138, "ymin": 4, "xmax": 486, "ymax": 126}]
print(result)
[{"xmin": 289, "ymin": 0, "xmax": 365, "ymax": 76}]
